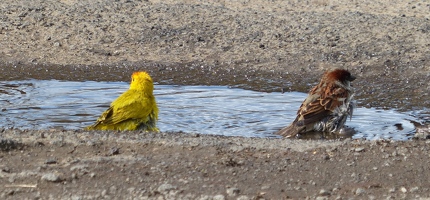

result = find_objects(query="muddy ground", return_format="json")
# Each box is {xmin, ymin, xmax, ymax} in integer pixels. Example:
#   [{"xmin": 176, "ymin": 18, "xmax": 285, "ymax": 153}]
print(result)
[{"xmin": 1, "ymin": 0, "xmax": 430, "ymax": 199}]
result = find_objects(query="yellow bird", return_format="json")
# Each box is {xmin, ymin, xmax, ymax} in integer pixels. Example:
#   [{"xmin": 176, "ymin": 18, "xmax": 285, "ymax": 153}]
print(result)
[{"xmin": 86, "ymin": 71, "xmax": 159, "ymax": 131}]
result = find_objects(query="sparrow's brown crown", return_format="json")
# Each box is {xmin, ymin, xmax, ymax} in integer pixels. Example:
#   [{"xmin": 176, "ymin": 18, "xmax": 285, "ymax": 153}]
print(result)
[{"xmin": 326, "ymin": 69, "xmax": 356, "ymax": 83}]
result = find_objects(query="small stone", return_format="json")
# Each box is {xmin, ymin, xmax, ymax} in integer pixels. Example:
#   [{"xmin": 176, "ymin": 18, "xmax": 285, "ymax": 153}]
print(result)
[
  {"xmin": 261, "ymin": 184, "xmax": 270, "ymax": 190},
  {"xmin": 316, "ymin": 197, "xmax": 328, "ymax": 200},
  {"xmin": 410, "ymin": 187, "xmax": 419, "ymax": 192},
  {"xmin": 226, "ymin": 187, "xmax": 240, "ymax": 196},
  {"xmin": 355, "ymin": 188, "xmax": 365, "ymax": 195},
  {"xmin": 8, "ymin": 177, "xmax": 15, "ymax": 183},
  {"xmin": 388, "ymin": 187, "xmax": 396, "ymax": 193},
  {"xmin": 1, "ymin": 167, "xmax": 11, "ymax": 173},
  {"xmin": 213, "ymin": 194, "xmax": 225, "ymax": 200},
  {"xmin": 106, "ymin": 147, "xmax": 120, "ymax": 156},
  {"xmin": 237, "ymin": 195, "xmax": 250, "ymax": 200},
  {"xmin": 127, "ymin": 187, "xmax": 135, "ymax": 193},
  {"xmin": 70, "ymin": 165, "xmax": 89, "ymax": 176},
  {"xmin": 109, "ymin": 186, "xmax": 117, "ymax": 195},
  {"xmin": 71, "ymin": 195, "xmax": 82, "ymax": 200},
  {"xmin": 157, "ymin": 183, "xmax": 177, "ymax": 193},
  {"xmin": 198, "ymin": 195, "xmax": 212, "ymax": 200},
  {"xmin": 354, "ymin": 147, "xmax": 365, "ymax": 152},
  {"xmin": 319, "ymin": 189, "xmax": 331, "ymax": 196},
  {"xmin": 400, "ymin": 187, "xmax": 407, "ymax": 193},
  {"xmin": 45, "ymin": 158, "xmax": 57, "ymax": 164},
  {"xmin": 414, "ymin": 126, "xmax": 430, "ymax": 139},
  {"xmin": 41, "ymin": 172, "xmax": 62, "ymax": 182},
  {"xmin": 70, "ymin": 165, "xmax": 89, "ymax": 171}
]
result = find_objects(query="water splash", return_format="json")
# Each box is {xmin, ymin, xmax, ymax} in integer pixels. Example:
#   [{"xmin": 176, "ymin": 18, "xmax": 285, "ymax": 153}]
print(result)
[{"xmin": 0, "ymin": 80, "xmax": 421, "ymax": 140}]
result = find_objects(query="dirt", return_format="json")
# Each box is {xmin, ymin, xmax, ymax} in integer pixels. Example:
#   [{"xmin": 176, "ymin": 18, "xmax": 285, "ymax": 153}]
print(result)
[
  {"xmin": 1, "ymin": 0, "xmax": 430, "ymax": 199},
  {"xmin": 1, "ymin": 129, "xmax": 430, "ymax": 199}
]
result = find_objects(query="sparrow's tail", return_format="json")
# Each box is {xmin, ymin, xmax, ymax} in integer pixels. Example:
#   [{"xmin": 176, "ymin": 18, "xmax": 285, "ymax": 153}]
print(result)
[{"xmin": 275, "ymin": 123, "xmax": 300, "ymax": 138}]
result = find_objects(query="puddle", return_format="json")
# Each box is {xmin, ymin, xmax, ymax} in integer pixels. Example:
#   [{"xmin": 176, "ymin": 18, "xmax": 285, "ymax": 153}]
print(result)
[{"xmin": 0, "ymin": 80, "xmax": 422, "ymax": 140}]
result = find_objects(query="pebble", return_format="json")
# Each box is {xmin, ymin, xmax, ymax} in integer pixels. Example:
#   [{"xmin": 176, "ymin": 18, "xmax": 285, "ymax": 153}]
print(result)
[
  {"xmin": 70, "ymin": 165, "xmax": 90, "ymax": 176},
  {"xmin": 236, "ymin": 195, "xmax": 251, "ymax": 200},
  {"xmin": 1, "ymin": 167, "xmax": 11, "ymax": 173},
  {"xmin": 226, "ymin": 187, "xmax": 240, "ymax": 196},
  {"xmin": 213, "ymin": 194, "xmax": 225, "ymax": 200},
  {"xmin": 400, "ymin": 187, "xmax": 407, "ymax": 193},
  {"xmin": 198, "ymin": 195, "xmax": 212, "ymax": 200},
  {"xmin": 354, "ymin": 147, "xmax": 365, "ymax": 152},
  {"xmin": 109, "ymin": 186, "xmax": 117, "ymax": 195},
  {"xmin": 41, "ymin": 172, "xmax": 62, "ymax": 182},
  {"xmin": 410, "ymin": 186, "xmax": 419, "ymax": 192},
  {"xmin": 261, "ymin": 184, "xmax": 271, "ymax": 190},
  {"xmin": 101, "ymin": 189, "xmax": 107, "ymax": 196},
  {"xmin": 413, "ymin": 126, "xmax": 430, "ymax": 139},
  {"xmin": 319, "ymin": 189, "xmax": 331, "ymax": 196},
  {"xmin": 127, "ymin": 187, "xmax": 135, "ymax": 194},
  {"xmin": 44, "ymin": 158, "xmax": 57, "ymax": 164},
  {"xmin": 157, "ymin": 183, "xmax": 177, "ymax": 193},
  {"xmin": 355, "ymin": 188, "xmax": 366, "ymax": 195}
]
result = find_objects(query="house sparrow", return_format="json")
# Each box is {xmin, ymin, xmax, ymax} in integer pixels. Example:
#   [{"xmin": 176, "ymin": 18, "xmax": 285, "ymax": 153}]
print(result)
[{"xmin": 276, "ymin": 69, "xmax": 356, "ymax": 138}]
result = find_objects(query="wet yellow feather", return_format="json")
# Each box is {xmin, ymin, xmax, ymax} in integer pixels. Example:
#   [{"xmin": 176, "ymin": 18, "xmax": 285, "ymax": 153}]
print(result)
[{"xmin": 86, "ymin": 71, "xmax": 159, "ymax": 131}]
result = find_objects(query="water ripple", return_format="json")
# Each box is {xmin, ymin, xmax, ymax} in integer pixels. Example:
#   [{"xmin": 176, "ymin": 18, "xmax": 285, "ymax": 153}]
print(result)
[{"xmin": 0, "ymin": 80, "xmax": 422, "ymax": 140}]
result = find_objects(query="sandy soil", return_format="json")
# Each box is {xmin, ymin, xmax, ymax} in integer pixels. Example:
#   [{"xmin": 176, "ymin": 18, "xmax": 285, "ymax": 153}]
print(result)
[{"xmin": 1, "ymin": 0, "xmax": 430, "ymax": 199}]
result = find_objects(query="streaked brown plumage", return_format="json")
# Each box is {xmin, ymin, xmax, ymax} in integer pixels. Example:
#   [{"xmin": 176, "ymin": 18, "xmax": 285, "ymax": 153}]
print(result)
[{"xmin": 276, "ymin": 69, "xmax": 356, "ymax": 138}]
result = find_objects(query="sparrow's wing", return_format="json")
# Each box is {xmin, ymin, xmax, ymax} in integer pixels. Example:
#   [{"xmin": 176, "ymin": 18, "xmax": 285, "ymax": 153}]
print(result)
[
  {"xmin": 320, "ymin": 87, "xmax": 350, "ymax": 111},
  {"xmin": 297, "ymin": 87, "xmax": 349, "ymax": 126}
]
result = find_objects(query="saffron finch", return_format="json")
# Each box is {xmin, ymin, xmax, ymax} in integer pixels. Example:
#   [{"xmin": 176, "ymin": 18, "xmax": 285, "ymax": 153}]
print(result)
[{"xmin": 86, "ymin": 71, "xmax": 159, "ymax": 131}]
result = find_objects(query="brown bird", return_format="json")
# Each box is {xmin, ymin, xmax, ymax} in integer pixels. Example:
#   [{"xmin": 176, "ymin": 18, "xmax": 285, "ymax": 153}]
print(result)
[{"xmin": 276, "ymin": 69, "xmax": 356, "ymax": 138}]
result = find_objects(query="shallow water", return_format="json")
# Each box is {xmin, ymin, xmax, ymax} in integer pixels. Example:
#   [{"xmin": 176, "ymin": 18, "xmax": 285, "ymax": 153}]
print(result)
[{"xmin": 0, "ymin": 80, "xmax": 421, "ymax": 140}]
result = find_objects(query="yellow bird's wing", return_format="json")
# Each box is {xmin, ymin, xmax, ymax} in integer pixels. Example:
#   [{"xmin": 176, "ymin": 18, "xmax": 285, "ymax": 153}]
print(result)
[{"xmin": 98, "ymin": 90, "xmax": 155, "ymax": 125}]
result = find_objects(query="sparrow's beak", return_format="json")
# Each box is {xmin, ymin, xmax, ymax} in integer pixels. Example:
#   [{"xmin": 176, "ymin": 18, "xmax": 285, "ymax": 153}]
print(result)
[{"xmin": 349, "ymin": 75, "xmax": 356, "ymax": 81}]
